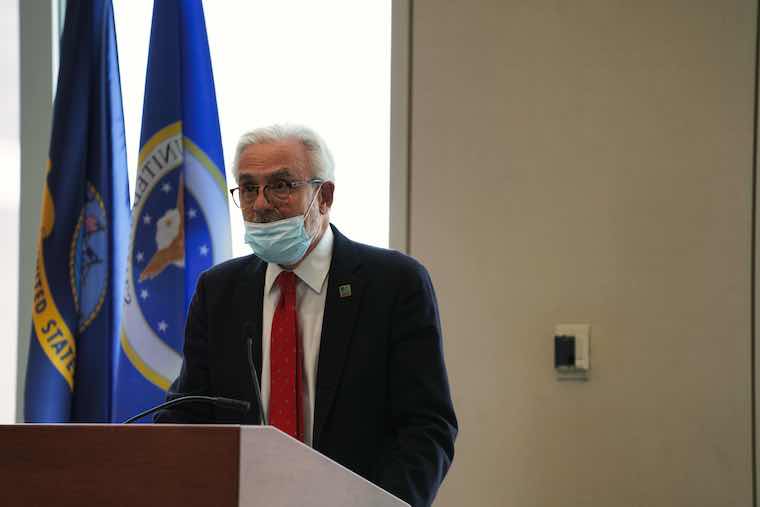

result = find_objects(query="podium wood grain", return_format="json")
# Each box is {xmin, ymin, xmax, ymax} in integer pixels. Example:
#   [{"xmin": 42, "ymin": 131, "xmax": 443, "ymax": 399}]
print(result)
[{"xmin": 0, "ymin": 424, "xmax": 240, "ymax": 506}]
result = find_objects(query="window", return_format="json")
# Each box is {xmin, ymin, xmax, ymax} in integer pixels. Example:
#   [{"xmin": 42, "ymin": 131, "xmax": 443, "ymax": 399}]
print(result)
[
  {"xmin": 114, "ymin": 0, "xmax": 392, "ymax": 254},
  {"xmin": 0, "ymin": 0, "xmax": 19, "ymax": 423}
]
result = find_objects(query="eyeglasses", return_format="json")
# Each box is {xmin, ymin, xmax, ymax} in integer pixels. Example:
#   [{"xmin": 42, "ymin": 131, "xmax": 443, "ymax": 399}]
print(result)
[{"xmin": 230, "ymin": 178, "xmax": 324, "ymax": 208}]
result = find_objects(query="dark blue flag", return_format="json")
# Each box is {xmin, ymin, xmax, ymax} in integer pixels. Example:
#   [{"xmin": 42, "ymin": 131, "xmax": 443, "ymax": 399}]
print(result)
[
  {"xmin": 24, "ymin": 0, "xmax": 130, "ymax": 422},
  {"xmin": 112, "ymin": 0, "xmax": 232, "ymax": 422}
]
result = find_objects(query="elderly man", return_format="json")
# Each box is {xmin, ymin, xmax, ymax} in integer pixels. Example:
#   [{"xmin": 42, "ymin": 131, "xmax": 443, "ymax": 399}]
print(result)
[{"xmin": 156, "ymin": 124, "xmax": 457, "ymax": 507}]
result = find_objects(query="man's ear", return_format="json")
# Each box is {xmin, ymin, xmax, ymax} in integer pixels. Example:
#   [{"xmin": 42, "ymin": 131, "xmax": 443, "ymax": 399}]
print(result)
[{"xmin": 319, "ymin": 181, "xmax": 335, "ymax": 214}]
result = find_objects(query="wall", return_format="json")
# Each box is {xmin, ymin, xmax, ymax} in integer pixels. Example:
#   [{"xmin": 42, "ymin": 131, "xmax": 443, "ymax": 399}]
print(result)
[
  {"xmin": 408, "ymin": 1, "xmax": 756, "ymax": 505},
  {"xmin": 16, "ymin": 0, "xmax": 55, "ymax": 421}
]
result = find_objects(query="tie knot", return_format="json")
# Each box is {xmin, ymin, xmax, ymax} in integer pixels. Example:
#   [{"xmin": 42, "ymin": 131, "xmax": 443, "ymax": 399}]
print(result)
[{"xmin": 276, "ymin": 270, "xmax": 297, "ymax": 295}]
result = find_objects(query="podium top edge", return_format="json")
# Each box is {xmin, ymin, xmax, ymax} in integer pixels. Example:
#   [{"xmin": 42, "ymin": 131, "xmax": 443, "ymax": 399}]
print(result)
[{"xmin": 0, "ymin": 424, "xmax": 278, "ymax": 431}]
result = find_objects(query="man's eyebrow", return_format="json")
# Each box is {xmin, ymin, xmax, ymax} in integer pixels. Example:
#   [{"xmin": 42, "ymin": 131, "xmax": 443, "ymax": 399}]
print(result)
[
  {"xmin": 268, "ymin": 168, "xmax": 294, "ymax": 180},
  {"xmin": 238, "ymin": 168, "xmax": 295, "ymax": 184}
]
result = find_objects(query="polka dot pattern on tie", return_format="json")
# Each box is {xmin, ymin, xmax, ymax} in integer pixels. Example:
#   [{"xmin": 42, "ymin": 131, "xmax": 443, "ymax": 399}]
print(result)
[{"xmin": 269, "ymin": 271, "xmax": 302, "ymax": 440}]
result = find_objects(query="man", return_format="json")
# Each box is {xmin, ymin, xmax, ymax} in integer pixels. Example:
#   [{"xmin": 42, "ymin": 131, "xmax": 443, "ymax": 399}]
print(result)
[{"xmin": 156, "ymin": 124, "xmax": 457, "ymax": 507}]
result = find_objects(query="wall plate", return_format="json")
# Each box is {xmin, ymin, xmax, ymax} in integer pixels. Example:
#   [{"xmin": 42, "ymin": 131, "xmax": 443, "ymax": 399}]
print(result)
[{"xmin": 555, "ymin": 323, "xmax": 590, "ymax": 381}]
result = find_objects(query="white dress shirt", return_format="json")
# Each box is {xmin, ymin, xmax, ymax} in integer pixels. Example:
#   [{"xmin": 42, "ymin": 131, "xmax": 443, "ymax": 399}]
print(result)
[{"xmin": 260, "ymin": 226, "xmax": 333, "ymax": 446}]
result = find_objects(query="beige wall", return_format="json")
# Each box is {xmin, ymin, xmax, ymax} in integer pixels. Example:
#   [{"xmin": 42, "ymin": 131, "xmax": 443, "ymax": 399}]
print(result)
[{"xmin": 408, "ymin": 1, "xmax": 756, "ymax": 505}]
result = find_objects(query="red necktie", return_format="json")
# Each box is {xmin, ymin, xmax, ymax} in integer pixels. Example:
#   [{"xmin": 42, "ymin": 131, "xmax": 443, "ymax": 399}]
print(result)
[{"xmin": 269, "ymin": 271, "xmax": 302, "ymax": 441}]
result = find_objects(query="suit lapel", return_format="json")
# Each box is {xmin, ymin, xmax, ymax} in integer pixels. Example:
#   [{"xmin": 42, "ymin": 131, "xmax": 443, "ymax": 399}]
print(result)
[
  {"xmin": 230, "ymin": 255, "xmax": 266, "ymax": 419},
  {"xmin": 313, "ymin": 226, "xmax": 363, "ymax": 447}
]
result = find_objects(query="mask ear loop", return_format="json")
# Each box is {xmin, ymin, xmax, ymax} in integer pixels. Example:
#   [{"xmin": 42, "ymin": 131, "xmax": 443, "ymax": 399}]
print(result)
[
  {"xmin": 302, "ymin": 182, "xmax": 324, "ymax": 223},
  {"xmin": 299, "ymin": 182, "xmax": 325, "ymax": 247}
]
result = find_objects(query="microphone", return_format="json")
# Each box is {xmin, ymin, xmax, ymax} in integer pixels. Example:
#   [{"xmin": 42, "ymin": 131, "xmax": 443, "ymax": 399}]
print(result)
[
  {"xmin": 122, "ymin": 395, "xmax": 251, "ymax": 424},
  {"xmin": 244, "ymin": 322, "xmax": 268, "ymax": 425}
]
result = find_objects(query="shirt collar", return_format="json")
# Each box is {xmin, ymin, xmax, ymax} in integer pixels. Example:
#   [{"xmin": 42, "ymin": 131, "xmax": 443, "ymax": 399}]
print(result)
[{"xmin": 265, "ymin": 226, "xmax": 334, "ymax": 295}]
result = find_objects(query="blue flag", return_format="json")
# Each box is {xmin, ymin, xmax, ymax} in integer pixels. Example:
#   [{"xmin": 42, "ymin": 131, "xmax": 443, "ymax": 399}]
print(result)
[
  {"xmin": 112, "ymin": 0, "xmax": 232, "ymax": 422},
  {"xmin": 24, "ymin": 0, "xmax": 130, "ymax": 422}
]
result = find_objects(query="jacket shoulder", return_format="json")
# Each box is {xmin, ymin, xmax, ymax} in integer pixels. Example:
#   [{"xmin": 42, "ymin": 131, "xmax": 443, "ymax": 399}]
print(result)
[
  {"xmin": 199, "ymin": 253, "xmax": 262, "ymax": 286},
  {"xmin": 349, "ymin": 240, "xmax": 431, "ymax": 282}
]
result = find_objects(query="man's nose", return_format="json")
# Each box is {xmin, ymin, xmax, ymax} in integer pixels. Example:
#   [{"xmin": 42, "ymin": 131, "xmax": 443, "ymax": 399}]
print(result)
[{"xmin": 252, "ymin": 186, "xmax": 272, "ymax": 211}]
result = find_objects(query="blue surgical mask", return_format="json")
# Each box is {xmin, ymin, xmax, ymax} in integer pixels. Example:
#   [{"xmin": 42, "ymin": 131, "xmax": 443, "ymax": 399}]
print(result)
[{"xmin": 243, "ymin": 188, "xmax": 320, "ymax": 265}]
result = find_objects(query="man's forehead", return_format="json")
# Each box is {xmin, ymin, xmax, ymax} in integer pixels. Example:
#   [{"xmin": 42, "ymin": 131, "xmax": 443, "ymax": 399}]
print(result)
[{"xmin": 238, "ymin": 140, "xmax": 309, "ymax": 173}]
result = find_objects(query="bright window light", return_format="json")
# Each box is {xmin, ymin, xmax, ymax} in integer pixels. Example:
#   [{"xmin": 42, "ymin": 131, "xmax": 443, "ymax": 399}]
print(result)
[
  {"xmin": 0, "ymin": 0, "xmax": 19, "ymax": 424},
  {"xmin": 114, "ymin": 0, "xmax": 392, "ymax": 255}
]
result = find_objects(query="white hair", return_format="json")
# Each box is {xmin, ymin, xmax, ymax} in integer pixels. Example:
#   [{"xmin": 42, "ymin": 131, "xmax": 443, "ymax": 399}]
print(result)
[{"xmin": 232, "ymin": 124, "xmax": 335, "ymax": 183}]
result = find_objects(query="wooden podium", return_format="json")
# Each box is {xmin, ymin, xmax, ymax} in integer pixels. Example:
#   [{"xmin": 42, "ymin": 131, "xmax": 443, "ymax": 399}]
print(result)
[{"xmin": 0, "ymin": 424, "xmax": 409, "ymax": 506}]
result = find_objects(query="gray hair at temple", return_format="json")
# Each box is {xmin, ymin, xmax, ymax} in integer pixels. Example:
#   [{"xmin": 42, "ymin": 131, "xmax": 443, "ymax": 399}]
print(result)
[{"xmin": 232, "ymin": 124, "xmax": 336, "ymax": 183}]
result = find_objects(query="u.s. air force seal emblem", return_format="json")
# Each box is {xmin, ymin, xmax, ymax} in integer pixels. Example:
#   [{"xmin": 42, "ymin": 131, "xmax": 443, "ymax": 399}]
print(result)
[{"xmin": 121, "ymin": 122, "xmax": 231, "ymax": 390}]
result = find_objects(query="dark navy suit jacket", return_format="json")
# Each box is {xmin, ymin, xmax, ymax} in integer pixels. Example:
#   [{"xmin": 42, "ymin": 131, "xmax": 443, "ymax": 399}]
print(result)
[{"xmin": 156, "ymin": 225, "xmax": 458, "ymax": 507}]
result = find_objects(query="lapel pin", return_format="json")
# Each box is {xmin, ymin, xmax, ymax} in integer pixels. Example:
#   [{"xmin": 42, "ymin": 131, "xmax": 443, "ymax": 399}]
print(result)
[{"xmin": 338, "ymin": 284, "xmax": 352, "ymax": 298}]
